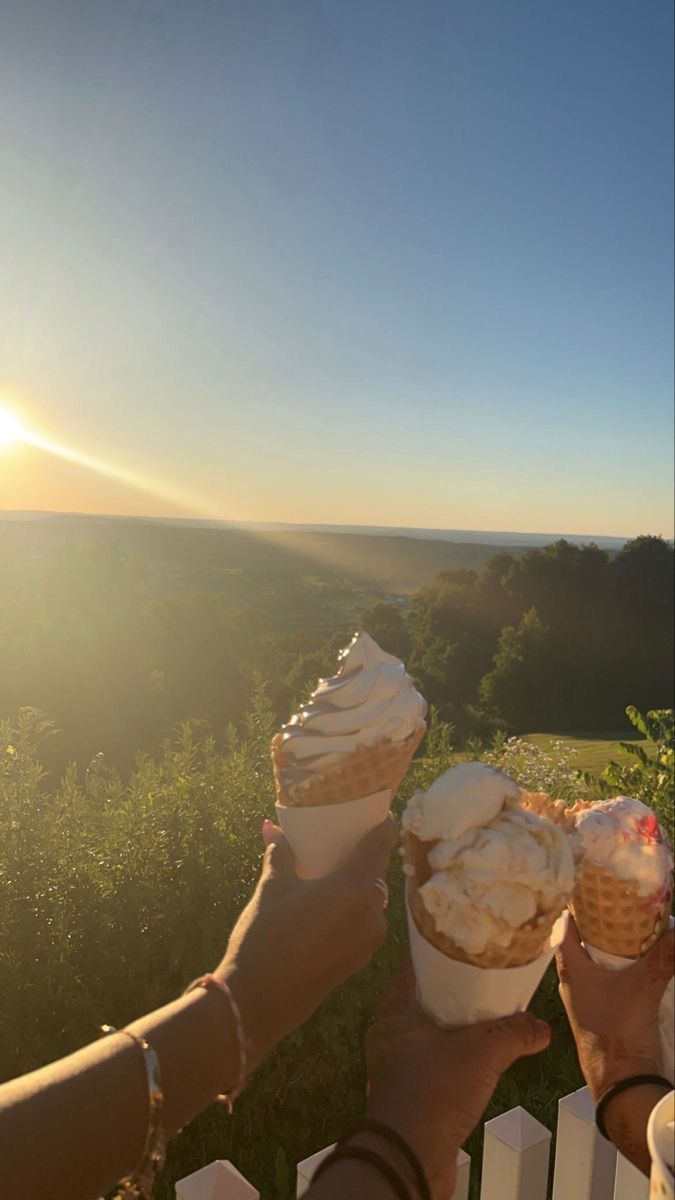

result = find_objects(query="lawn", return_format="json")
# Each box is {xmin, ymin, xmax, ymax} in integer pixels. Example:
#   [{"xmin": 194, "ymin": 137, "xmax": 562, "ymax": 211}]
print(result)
[{"xmin": 522, "ymin": 731, "xmax": 655, "ymax": 775}]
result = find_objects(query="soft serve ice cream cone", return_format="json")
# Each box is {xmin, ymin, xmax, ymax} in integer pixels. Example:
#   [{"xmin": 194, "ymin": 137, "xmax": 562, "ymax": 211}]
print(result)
[
  {"xmin": 272, "ymin": 631, "xmax": 426, "ymax": 877},
  {"xmin": 401, "ymin": 763, "xmax": 575, "ymax": 1025},
  {"xmin": 570, "ymin": 796, "xmax": 673, "ymax": 958}
]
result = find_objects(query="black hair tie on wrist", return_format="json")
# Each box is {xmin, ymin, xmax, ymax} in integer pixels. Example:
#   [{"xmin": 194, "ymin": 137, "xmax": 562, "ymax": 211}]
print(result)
[
  {"xmin": 311, "ymin": 1145, "xmax": 413, "ymax": 1200},
  {"xmin": 595, "ymin": 1074, "xmax": 673, "ymax": 1140},
  {"xmin": 341, "ymin": 1118, "xmax": 432, "ymax": 1200}
]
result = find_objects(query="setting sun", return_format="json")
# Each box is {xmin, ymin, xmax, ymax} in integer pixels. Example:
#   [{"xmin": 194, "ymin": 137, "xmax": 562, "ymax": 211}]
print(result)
[{"xmin": 0, "ymin": 406, "xmax": 26, "ymax": 448}]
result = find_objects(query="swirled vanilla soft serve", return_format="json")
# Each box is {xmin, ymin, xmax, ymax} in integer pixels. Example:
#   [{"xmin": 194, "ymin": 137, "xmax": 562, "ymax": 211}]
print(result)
[{"xmin": 271, "ymin": 631, "xmax": 426, "ymax": 807}]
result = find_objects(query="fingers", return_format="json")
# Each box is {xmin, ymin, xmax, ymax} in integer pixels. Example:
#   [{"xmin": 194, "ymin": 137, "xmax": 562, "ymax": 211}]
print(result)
[
  {"xmin": 637, "ymin": 927, "xmax": 675, "ymax": 998},
  {"xmin": 261, "ymin": 818, "xmax": 279, "ymax": 848},
  {"xmin": 336, "ymin": 815, "xmax": 400, "ymax": 886},
  {"xmin": 476, "ymin": 1012, "xmax": 552, "ymax": 1070},
  {"xmin": 555, "ymin": 912, "xmax": 594, "ymax": 983}
]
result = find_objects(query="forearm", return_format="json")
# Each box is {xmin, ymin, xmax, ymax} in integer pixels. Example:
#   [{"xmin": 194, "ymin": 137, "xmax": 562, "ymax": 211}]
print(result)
[
  {"xmin": 603, "ymin": 1084, "xmax": 671, "ymax": 1177},
  {"xmin": 0, "ymin": 985, "xmax": 238, "ymax": 1200}
]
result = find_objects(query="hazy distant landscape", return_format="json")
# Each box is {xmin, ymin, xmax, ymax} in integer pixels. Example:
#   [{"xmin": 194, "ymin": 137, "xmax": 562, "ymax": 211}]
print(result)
[
  {"xmin": 1, "ymin": 509, "xmax": 671, "ymax": 774},
  {"xmin": 0, "ymin": 510, "xmax": 630, "ymax": 608},
  {"xmin": 0, "ymin": 511, "xmax": 530, "ymax": 611}
]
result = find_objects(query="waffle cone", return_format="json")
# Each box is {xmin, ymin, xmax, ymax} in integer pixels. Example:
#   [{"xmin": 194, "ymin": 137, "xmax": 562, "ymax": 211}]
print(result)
[
  {"xmin": 403, "ymin": 830, "xmax": 563, "ymax": 969},
  {"xmin": 272, "ymin": 723, "xmax": 426, "ymax": 808},
  {"xmin": 569, "ymin": 861, "xmax": 670, "ymax": 958}
]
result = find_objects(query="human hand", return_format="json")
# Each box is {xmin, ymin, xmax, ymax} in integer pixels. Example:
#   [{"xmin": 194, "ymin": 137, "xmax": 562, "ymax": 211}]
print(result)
[
  {"xmin": 217, "ymin": 815, "xmax": 398, "ymax": 1069},
  {"xmin": 555, "ymin": 916, "xmax": 674, "ymax": 1099},
  {"xmin": 364, "ymin": 963, "xmax": 551, "ymax": 1199}
]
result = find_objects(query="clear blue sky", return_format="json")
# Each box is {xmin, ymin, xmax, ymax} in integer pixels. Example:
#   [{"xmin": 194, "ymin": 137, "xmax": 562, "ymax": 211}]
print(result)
[{"xmin": 1, "ymin": 0, "xmax": 673, "ymax": 536}]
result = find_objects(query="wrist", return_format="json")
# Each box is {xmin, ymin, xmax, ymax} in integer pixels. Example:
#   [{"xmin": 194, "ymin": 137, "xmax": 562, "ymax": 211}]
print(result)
[
  {"xmin": 214, "ymin": 961, "xmax": 271, "ymax": 1072},
  {"xmin": 182, "ymin": 983, "xmax": 243, "ymax": 1101},
  {"xmin": 348, "ymin": 1134, "xmax": 420, "ymax": 1197},
  {"xmin": 597, "ymin": 1078, "xmax": 672, "ymax": 1177},
  {"xmin": 308, "ymin": 1154, "xmax": 407, "ymax": 1200},
  {"xmin": 582, "ymin": 1048, "xmax": 664, "ymax": 1103},
  {"xmin": 365, "ymin": 1096, "xmax": 458, "ymax": 1197}
]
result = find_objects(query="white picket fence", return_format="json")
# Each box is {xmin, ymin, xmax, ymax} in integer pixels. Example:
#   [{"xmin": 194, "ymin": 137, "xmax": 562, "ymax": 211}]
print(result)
[{"xmin": 174, "ymin": 1085, "xmax": 649, "ymax": 1200}]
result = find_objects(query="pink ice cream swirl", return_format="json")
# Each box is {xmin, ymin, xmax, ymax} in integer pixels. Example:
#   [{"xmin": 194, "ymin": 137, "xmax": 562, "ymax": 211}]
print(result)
[{"xmin": 574, "ymin": 796, "xmax": 674, "ymax": 911}]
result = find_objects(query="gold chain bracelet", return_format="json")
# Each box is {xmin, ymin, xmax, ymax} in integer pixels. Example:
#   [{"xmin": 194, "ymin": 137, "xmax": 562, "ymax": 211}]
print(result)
[{"xmin": 101, "ymin": 1025, "xmax": 166, "ymax": 1199}]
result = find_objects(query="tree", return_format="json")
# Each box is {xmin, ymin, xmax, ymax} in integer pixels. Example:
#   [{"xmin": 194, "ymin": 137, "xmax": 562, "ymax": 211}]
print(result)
[
  {"xmin": 360, "ymin": 602, "xmax": 410, "ymax": 660},
  {"xmin": 479, "ymin": 608, "xmax": 563, "ymax": 729}
]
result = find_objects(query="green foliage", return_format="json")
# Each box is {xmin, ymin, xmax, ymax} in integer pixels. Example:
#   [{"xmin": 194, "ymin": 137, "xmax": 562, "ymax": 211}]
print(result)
[
  {"xmin": 479, "ymin": 608, "xmax": 560, "ymax": 728},
  {"xmin": 467, "ymin": 731, "xmax": 589, "ymax": 802},
  {"xmin": 360, "ymin": 602, "xmax": 410, "ymax": 660},
  {"xmin": 410, "ymin": 536, "xmax": 674, "ymax": 733},
  {"xmin": 584, "ymin": 706, "xmax": 674, "ymax": 844},
  {"xmin": 1, "ymin": 527, "xmax": 673, "ymax": 771}
]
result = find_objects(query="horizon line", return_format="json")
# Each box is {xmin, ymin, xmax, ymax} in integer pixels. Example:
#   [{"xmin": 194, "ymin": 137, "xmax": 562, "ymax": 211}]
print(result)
[{"xmin": 3, "ymin": 506, "xmax": 673, "ymax": 544}]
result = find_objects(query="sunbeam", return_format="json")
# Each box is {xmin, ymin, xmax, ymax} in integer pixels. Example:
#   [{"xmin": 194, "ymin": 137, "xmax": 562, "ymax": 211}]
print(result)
[{"xmin": 0, "ymin": 401, "xmax": 220, "ymax": 519}]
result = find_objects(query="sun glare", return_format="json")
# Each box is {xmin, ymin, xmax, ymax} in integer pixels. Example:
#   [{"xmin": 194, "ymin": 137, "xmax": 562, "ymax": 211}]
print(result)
[{"xmin": 0, "ymin": 406, "xmax": 26, "ymax": 448}]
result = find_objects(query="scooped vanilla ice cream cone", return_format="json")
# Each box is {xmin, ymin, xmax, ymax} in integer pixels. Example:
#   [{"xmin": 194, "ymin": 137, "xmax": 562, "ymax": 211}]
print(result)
[
  {"xmin": 402, "ymin": 763, "xmax": 575, "ymax": 968},
  {"xmin": 272, "ymin": 630, "xmax": 427, "ymax": 808},
  {"xmin": 570, "ymin": 796, "xmax": 673, "ymax": 958}
]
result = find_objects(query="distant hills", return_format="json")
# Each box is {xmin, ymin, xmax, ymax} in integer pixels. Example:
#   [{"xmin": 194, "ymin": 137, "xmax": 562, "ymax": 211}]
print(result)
[
  {"xmin": 0, "ymin": 509, "xmax": 631, "ymax": 597},
  {"xmin": 0, "ymin": 509, "xmax": 629, "ymax": 549}
]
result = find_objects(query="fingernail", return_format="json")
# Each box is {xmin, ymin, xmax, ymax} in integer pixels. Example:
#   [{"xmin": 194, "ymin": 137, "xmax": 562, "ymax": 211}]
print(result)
[
  {"xmin": 261, "ymin": 819, "xmax": 274, "ymax": 846},
  {"xmin": 532, "ymin": 1018, "xmax": 552, "ymax": 1042}
]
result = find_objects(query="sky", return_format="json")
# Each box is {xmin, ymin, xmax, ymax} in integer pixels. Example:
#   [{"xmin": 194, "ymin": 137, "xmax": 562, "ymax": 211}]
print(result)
[{"xmin": 0, "ymin": 0, "xmax": 673, "ymax": 537}]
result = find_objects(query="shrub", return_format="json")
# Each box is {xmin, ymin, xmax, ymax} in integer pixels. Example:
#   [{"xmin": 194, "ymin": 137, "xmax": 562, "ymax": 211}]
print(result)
[
  {"xmin": 583, "ymin": 706, "xmax": 674, "ymax": 845},
  {"xmin": 465, "ymin": 730, "xmax": 588, "ymax": 803}
]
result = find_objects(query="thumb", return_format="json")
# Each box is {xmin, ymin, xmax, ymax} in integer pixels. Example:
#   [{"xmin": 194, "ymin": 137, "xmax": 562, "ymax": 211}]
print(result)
[
  {"xmin": 478, "ymin": 1012, "xmax": 552, "ymax": 1072},
  {"xmin": 260, "ymin": 825, "xmax": 297, "ymax": 882},
  {"xmin": 335, "ymin": 814, "xmax": 399, "ymax": 885}
]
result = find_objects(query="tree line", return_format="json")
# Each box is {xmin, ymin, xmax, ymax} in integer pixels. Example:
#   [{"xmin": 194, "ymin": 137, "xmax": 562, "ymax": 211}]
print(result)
[
  {"xmin": 363, "ymin": 534, "xmax": 673, "ymax": 734},
  {"xmin": 0, "ymin": 533, "xmax": 672, "ymax": 772}
]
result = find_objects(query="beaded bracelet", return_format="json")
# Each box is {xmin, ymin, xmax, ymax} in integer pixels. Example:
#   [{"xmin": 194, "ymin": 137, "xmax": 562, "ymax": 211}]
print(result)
[
  {"xmin": 184, "ymin": 973, "xmax": 248, "ymax": 1113},
  {"xmin": 101, "ymin": 1025, "xmax": 166, "ymax": 1200},
  {"xmin": 595, "ymin": 1074, "xmax": 673, "ymax": 1140}
]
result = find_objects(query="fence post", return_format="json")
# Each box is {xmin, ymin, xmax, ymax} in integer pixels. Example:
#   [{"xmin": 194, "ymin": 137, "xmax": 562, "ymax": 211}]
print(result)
[
  {"xmin": 552, "ymin": 1085, "xmax": 616, "ymax": 1200},
  {"xmin": 175, "ymin": 1160, "xmax": 260, "ymax": 1199},
  {"xmin": 296, "ymin": 1144, "xmax": 337, "ymax": 1197},
  {"xmin": 453, "ymin": 1148, "xmax": 471, "ymax": 1200},
  {"xmin": 480, "ymin": 1106, "xmax": 551, "ymax": 1200},
  {"xmin": 297, "ymin": 1144, "xmax": 471, "ymax": 1198},
  {"xmin": 613, "ymin": 1153, "xmax": 649, "ymax": 1200}
]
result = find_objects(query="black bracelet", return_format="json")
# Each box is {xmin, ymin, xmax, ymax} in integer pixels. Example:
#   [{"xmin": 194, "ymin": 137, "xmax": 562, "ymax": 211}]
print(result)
[
  {"xmin": 340, "ymin": 1119, "xmax": 431, "ymax": 1200},
  {"xmin": 311, "ymin": 1145, "xmax": 413, "ymax": 1200},
  {"xmin": 595, "ymin": 1074, "xmax": 673, "ymax": 1140}
]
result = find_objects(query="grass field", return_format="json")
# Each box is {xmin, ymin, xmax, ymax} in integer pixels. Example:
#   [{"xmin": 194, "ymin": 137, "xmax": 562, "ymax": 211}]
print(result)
[{"xmin": 522, "ymin": 731, "xmax": 655, "ymax": 774}]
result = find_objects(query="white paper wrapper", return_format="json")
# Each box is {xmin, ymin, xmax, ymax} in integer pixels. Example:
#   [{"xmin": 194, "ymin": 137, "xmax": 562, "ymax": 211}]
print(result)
[
  {"xmin": 275, "ymin": 788, "xmax": 391, "ymax": 880},
  {"xmin": 647, "ymin": 1089, "xmax": 675, "ymax": 1200},
  {"xmin": 584, "ymin": 916, "xmax": 675, "ymax": 1083},
  {"xmin": 406, "ymin": 892, "xmax": 568, "ymax": 1027}
]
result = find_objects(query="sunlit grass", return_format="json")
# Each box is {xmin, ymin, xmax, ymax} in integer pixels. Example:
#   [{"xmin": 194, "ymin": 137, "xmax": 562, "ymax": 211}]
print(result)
[{"xmin": 523, "ymin": 731, "xmax": 655, "ymax": 774}]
